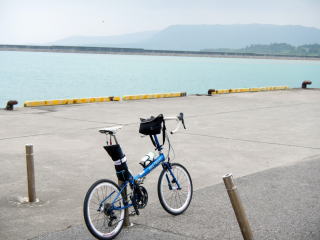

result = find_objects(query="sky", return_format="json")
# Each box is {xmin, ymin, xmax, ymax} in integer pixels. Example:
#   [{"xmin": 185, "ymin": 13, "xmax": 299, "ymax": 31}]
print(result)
[{"xmin": 0, "ymin": 0, "xmax": 320, "ymax": 44}]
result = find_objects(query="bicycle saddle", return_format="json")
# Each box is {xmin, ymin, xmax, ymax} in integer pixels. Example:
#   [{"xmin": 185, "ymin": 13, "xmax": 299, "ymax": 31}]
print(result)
[{"xmin": 99, "ymin": 126, "xmax": 123, "ymax": 135}]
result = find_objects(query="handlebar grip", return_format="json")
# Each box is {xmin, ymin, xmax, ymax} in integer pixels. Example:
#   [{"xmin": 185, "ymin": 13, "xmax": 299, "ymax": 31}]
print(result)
[{"xmin": 170, "ymin": 121, "xmax": 181, "ymax": 134}]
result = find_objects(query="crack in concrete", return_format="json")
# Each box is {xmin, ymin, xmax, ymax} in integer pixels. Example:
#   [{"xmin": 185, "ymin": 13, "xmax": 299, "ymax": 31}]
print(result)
[
  {"xmin": 132, "ymin": 222, "xmax": 202, "ymax": 240},
  {"xmin": 187, "ymin": 102, "xmax": 318, "ymax": 119},
  {"xmin": 0, "ymin": 132, "xmax": 54, "ymax": 141},
  {"xmin": 50, "ymin": 115, "xmax": 124, "ymax": 125},
  {"xmin": 1, "ymin": 102, "xmax": 318, "ymax": 145},
  {"xmin": 0, "ymin": 123, "xmax": 137, "ymax": 141},
  {"xmin": 182, "ymin": 132, "xmax": 320, "ymax": 150}
]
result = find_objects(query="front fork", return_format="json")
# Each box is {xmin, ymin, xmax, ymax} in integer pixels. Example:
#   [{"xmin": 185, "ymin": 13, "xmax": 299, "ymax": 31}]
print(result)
[{"xmin": 162, "ymin": 162, "xmax": 181, "ymax": 190}]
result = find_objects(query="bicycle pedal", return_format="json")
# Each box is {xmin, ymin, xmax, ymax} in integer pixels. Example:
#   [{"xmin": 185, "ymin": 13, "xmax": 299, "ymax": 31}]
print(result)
[{"xmin": 134, "ymin": 206, "xmax": 140, "ymax": 215}]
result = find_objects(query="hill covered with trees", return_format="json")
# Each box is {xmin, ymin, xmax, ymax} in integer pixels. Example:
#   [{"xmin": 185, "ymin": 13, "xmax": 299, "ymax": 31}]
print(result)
[
  {"xmin": 53, "ymin": 24, "xmax": 320, "ymax": 52},
  {"xmin": 202, "ymin": 43, "xmax": 320, "ymax": 57}
]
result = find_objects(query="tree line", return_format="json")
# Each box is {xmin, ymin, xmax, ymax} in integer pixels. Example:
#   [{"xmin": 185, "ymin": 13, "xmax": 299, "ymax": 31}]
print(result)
[{"xmin": 202, "ymin": 43, "xmax": 320, "ymax": 57}]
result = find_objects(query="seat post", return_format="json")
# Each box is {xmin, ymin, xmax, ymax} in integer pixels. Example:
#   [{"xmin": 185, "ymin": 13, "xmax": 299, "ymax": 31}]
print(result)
[{"xmin": 112, "ymin": 134, "xmax": 119, "ymax": 145}]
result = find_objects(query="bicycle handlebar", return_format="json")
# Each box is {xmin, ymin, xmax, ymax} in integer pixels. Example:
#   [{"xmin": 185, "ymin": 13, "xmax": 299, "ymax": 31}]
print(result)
[{"xmin": 164, "ymin": 112, "xmax": 186, "ymax": 134}]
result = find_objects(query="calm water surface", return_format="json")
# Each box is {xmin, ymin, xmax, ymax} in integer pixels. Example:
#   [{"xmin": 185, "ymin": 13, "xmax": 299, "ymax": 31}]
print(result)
[{"xmin": 0, "ymin": 51, "xmax": 319, "ymax": 106}]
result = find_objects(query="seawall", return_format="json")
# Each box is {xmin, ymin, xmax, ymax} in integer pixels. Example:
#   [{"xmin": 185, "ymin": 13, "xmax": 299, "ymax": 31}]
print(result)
[{"xmin": 1, "ymin": 44, "xmax": 320, "ymax": 60}]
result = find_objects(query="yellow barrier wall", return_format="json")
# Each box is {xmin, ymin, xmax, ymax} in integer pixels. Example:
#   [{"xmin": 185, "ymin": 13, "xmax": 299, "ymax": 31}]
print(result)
[
  {"xmin": 24, "ymin": 92, "xmax": 187, "ymax": 106},
  {"xmin": 211, "ymin": 86, "xmax": 289, "ymax": 95},
  {"xmin": 122, "ymin": 92, "xmax": 187, "ymax": 101},
  {"xmin": 24, "ymin": 96, "xmax": 120, "ymax": 107}
]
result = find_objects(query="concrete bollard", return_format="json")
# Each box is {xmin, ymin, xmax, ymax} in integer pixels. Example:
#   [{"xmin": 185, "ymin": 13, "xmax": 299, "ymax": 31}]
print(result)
[
  {"xmin": 5, "ymin": 100, "xmax": 18, "ymax": 110},
  {"xmin": 118, "ymin": 180, "xmax": 131, "ymax": 227},
  {"xmin": 208, "ymin": 89, "xmax": 216, "ymax": 95},
  {"xmin": 301, "ymin": 81, "xmax": 312, "ymax": 89},
  {"xmin": 223, "ymin": 173, "xmax": 253, "ymax": 240},
  {"xmin": 25, "ymin": 144, "xmax": 36, "ymax": 202}
]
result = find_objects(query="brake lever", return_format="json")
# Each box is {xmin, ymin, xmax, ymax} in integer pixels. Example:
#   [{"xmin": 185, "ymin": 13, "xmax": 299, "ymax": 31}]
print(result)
[{"xmin": 179, "ymin": 112, "xmax": 186, "ymax": 129}]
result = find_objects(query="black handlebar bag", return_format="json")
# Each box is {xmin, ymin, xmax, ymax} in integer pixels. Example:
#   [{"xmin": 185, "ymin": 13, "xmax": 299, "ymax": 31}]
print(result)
[
  {"xmin": 104, "ymin": 144, "xmax": 131, "ymax": 181},
  {"xmin": 139, "ymin": 114, "xmax": 166, "ymax": 148},
  {"xmin": 139, "ymin": 114, "xmax": 164, "ymax": 135}
]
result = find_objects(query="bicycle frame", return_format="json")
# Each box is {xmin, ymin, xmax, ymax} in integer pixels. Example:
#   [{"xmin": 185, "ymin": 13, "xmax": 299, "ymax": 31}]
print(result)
[
  {"xmin": 99, "ymin": 135, "xmax": 181, "ymax": 212},
  {"xmin": 84, "ymin": 113, "xmax": 192, "ymax": 240}
]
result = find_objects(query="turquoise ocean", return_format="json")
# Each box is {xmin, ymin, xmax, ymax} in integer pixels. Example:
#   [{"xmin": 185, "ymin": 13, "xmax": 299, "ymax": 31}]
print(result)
[{"xmin": 0, "ymin": 51, "xmax": 319, "ymax": 106}]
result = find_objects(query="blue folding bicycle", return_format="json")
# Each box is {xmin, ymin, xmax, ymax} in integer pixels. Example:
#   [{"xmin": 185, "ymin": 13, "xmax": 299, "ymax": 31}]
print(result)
[{"xmin": 83, "ymin": 113, "xmax": 193, "ymax": 240}]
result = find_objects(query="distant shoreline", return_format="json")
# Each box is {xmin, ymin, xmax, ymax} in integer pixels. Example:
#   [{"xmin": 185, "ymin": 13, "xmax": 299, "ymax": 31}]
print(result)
[{"xmin": 1, "ymin": 44, "xmax": 320, "ymax": 61}]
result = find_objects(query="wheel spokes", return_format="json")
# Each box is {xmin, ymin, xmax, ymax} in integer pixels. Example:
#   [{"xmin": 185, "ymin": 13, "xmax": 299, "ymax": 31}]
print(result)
[
  {"xmin": 86, "ymin": 181, "xmax": 125, "ymax": 238},
  {"xmin": 161, "ymin": 166, "xmax": 191, "ymax": 211}
]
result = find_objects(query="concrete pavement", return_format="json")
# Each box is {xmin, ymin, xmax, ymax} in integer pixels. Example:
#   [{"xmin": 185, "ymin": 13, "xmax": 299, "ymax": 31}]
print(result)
[
  {"xmin": 31, "ymin": 157, "xmax": 320, "ymax": 240},
  {"xmin": 0, "ymin": 89, "xmax": 319, "ymax": 239}
]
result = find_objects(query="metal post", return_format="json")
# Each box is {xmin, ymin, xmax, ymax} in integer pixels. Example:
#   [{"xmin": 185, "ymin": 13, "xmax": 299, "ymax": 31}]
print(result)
[
  {"xmin": 118, "ymin": 180, "xmax": 131, "ymax": 227},
  {"xmin": 223, "ymin": 173, "xmax": 253, "ymax": 240},
  {"xmin": 25, "ymin": 144, "xmax": 36, "ymax": 202}
]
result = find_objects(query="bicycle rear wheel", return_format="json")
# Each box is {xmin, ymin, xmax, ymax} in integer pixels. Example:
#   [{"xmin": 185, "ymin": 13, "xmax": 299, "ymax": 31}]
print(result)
[
  {"xmin": 83, "ymin": 179, "xmax": 125, "ymax": 240},
  {"xmin": 158, "ymin": 163, "xmax": 193, "ymax": 215}
]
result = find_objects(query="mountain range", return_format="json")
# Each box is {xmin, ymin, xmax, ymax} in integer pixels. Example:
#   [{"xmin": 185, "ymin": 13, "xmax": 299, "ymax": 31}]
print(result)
[{"xmin": 52, "ymin": 24, "xmax": 320, "ymax": 51}]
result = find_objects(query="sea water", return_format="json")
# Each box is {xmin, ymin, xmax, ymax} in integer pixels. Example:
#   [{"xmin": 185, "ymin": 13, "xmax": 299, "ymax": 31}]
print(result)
[{"xmin": 0, "ymin": 51, "xmax": 319, "ymax": 106}]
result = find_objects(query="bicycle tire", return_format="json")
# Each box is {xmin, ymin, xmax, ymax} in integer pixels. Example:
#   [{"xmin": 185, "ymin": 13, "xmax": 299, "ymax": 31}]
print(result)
[
  {"xmin": 157, "ymin": 163, "xmax": 193, "ymax": 215},
  {"xmin": 83, "ymin": 179, "xmax": 125, "ymax": 240}
]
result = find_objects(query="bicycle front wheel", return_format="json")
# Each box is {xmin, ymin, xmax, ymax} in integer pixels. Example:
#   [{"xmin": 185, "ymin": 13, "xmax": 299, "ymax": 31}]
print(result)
[
  {"xmin": 83, "ymin": 179, "xmax": 125, "ymax": 240},
  {"xmin": 158, "ymin": 163, "xmax": 193, "ymax": 215}
]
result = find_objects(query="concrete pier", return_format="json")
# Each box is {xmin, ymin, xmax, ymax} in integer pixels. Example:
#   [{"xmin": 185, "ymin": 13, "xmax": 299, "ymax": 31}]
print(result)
[{"xmin": 0, "ymin": 89, "xmax": 319, "ymax": 240}]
